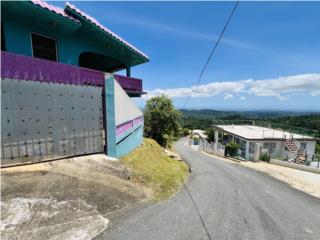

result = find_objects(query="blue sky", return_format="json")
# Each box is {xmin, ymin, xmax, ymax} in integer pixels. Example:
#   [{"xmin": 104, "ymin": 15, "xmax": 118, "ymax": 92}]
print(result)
[{"xmin": 57, "ymin": 1, "xmax": 320, "ymax": 111}]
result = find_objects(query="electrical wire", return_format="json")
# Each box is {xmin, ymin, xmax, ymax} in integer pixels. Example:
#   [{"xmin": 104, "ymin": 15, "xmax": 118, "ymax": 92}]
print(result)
[
  {"xmin": 182, "ymin": 0, "xmax": 240, "ymax": 110},
  {"xmin": 177, "ymin": 2, "xmax": 240, "ymax": 239}
]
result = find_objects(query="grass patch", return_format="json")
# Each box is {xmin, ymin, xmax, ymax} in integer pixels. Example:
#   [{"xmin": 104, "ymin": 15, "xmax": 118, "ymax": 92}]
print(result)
[{"xmin": 121, "ymin": 138, "xmax": 189, "ymax": 201}]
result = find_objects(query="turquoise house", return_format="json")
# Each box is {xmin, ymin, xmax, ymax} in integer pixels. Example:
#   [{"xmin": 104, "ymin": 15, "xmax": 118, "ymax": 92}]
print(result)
[{"xmin": 1, "ymin": 0, "xmax": 149, "ymax": 165}]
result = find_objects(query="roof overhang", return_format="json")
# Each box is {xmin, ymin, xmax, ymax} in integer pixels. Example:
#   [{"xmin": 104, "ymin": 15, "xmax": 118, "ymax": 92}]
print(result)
[
  {"xmin": 3, "ymin": 1, "xmax": 149, "ymax": 69},
  {"xmin": 65, "ymin": 2, "xmax": 149, "ymax": 68}
]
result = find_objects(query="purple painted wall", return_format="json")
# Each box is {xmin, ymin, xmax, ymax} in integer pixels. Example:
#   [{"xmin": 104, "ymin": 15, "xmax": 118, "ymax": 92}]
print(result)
[
  {"xmin": 1, "ymin": 51, "xmax": 143, "ymax": 93},
  {"xmin": 116, "ymin": 116, "xmax": 143, "ymax": 137},
  {"xmin": 114, "ymin": 74, "xmax": 143, "ymax": 94},
  {"xmin": 1, "ymin": 51, "xmax": 104, "ymax": 86},
  {"xmin": 133, "ymin": 116, "xmax": 143, "ymax": 126}
]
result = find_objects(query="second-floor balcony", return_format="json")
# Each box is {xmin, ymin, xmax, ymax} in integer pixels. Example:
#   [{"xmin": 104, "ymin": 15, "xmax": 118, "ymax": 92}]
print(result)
[{"xmin": 1, "ymin": 51, "xmax": 145, "ymax": 97}]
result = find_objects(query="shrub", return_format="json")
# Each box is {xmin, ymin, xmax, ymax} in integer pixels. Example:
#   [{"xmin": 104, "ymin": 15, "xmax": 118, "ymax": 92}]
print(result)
[
  {"xmin": 260, "ymin": 153, "xmax": 270, "ymax": 162},
  {"xmin": 316, "ymin": 142, "xmax": 320, "ymax": 154},
  {"xmin": 225, "ymin": 141, "xmax": 239, "ymax": 157}
]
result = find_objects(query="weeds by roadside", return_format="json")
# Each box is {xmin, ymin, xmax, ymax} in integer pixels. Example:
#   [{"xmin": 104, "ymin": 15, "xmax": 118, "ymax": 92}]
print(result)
[{"xmin": 121, "ymin": 138, "xmax": 189, "ymax": 201}]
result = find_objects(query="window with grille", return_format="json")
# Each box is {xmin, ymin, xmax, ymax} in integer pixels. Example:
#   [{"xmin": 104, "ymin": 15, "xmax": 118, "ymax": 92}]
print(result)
[
  {"xmin": 263, "ymin": 142, "xmax": 276, "ymax": 154},
  {"xmin": 300, "ymin": 142, "xmax": 306, "ymax": 150},
  {"xmin": 31, "ymin": 33, "xmax": 58, "ymax": 62}
]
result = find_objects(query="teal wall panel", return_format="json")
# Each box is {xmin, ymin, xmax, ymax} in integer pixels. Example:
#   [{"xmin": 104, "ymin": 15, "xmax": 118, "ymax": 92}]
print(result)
[
  {"xmin": 104, "ymin": 75, "xmax": 143, "ymax": 158},
  {"xmin": 104, "ymin": 75, "xmax": 117, "ymax": 157},
  {"xmin": 116, "ymin": 126, "xmax": 143, "ymax": 158}
]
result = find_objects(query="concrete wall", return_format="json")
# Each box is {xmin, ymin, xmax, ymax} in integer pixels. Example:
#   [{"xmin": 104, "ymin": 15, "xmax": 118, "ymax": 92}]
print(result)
[
  {"xmin": 116, "ymin": 126, "xmax": 143, "ymax": 158},
  {"xmin": 104, "ymin": 74, "xmax": 143, "ymax": 158},
  {"xmin": 114, "ymin": 81, "xmax": 142, "ymax": 126},
  {"xmin": 270, "ymin": 159, "xmax": 320, "ymax": 174},
  {"xmin": 247, "ymin": 140, "xmax": 316, "ymax": 161},
  {"xmin": 248, "ymin": 140, "xmax": 285, "ymax": 159},
  {"xmin": 297, "ymin": 141, "xmax": 316, "ymax": 155}
]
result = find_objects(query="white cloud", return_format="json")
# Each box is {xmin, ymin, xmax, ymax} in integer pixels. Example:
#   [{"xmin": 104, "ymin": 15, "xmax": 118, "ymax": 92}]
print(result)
[
  {"xmin": 143, "ymin": 81, "xmax": 245, "ymax": 100},
  {"xmin": 143, "ymin": 73, "xmax": 320, "ymax": 101},
  {"xmin": 248, "ymin": 74, "xmax": 320, "ymax": 100},
  {"xmin": 224, "ymin": 94, "xmax": 234, "ymax": 100}
]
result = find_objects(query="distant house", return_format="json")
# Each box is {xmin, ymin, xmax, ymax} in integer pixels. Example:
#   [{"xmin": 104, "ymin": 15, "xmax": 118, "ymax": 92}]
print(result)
[
  {"xmin": 1, "ymin": 1, "xmax": 149, "ymax": 165},
  {"xmin": 211, "ymin": 125, "xmax": 317, "ymax": 164},
  {"xmin": 191, "ymin": 130, "xmax": 207, "ymax": 139}
]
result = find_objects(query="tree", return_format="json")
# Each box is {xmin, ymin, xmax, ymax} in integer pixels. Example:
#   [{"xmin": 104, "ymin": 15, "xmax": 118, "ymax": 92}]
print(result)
[
  {"xmin": 181, "ymin": 128, "xmax": 190, "ymax": 136},
  {"xmin": 316, "ymin": 143, "xmax": 320, "ymax": 154},
  {"xmin": 144, "ymin": 95, "xmax": 181, "ymax": 147},
  {"xmin": 205, "ymin": 128, "xmax": 215, "ymax": 143}
]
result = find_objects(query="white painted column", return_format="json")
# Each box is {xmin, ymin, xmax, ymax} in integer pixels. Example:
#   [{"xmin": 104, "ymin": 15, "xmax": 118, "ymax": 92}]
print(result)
[
  {"xmin": 245, "ymin": 141, "xmax": 250, "ymax": 160},
  {"xmin": 253, "ymin": 142, "xmax": 261, "ymax": 162},
  {"xmin": 214, "ymin": 131, "xmax": 219, "ymax": 151}
]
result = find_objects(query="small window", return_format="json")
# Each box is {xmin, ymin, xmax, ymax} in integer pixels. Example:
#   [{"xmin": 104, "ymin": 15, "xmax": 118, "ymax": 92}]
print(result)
[{"xmin": 31, "ymin": 33, "xmax": 58, "ymax": 62}]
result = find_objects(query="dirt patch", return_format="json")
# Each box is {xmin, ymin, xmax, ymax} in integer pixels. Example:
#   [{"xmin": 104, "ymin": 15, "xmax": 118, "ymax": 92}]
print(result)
[{"xmin": 1, "ymin": 155, "xmax": 146, "ymax": 240}]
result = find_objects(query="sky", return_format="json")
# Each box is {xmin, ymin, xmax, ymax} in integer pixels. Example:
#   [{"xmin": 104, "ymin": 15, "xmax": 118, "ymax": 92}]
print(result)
[{"xmin": 56, "ymin": 1, "xmax": 320, "ymax": 111}]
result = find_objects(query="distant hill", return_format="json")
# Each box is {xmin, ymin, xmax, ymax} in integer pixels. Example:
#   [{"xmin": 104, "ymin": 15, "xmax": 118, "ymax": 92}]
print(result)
[
  {"xmin": 180, "ymin": 109, "xmax": 318, "ymax": 119},
  {"xmin": 180, "ymin": 109, "xmax": 320, "ymax": 138}
]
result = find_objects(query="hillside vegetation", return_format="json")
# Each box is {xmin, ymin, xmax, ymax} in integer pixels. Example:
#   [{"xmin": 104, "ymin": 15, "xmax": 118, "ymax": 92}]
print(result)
[
  {"xmin": 122, "ymin": 138, "xmax": 189, "ymax": 200},
  {"xmin": 181, "ymin": 109, "xmax": 312, "ymax": 119},
  {"xmin": 181, "ymin": 110, "xmax": 320, "ymax": 138}
]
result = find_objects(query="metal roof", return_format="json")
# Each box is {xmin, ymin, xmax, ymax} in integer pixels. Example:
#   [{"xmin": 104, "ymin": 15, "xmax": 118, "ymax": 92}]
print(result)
[
  {"xmin": 30, "ymin": 0, "xmax": 79, "ymax": 23},
  {"xmin": 213, "ymin": 125, "xmax": 317, "ymax": 141}
]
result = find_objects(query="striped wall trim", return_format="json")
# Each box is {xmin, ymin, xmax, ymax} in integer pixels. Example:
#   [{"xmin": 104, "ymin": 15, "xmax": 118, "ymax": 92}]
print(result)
[{"xmin": 116, "ymin": 116, "xmax": 143, "ymax": 139}]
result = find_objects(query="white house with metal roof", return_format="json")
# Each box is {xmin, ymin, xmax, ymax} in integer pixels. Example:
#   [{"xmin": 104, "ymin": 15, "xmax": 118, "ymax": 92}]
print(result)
[{"xmin": 211, "ymin": 125, "xmax": 317, "ymax": 164}]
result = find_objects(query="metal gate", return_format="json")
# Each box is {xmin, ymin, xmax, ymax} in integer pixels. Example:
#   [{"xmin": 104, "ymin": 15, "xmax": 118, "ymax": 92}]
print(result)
[{"xmin": 1, "ymin": 79, "xmax": 104, "ymax": 165}]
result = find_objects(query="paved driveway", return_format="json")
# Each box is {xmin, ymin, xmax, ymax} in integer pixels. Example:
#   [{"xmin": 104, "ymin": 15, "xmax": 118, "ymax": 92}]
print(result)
[{"xmin": 100, "ymin": 138, "xmax": 320, "ymax": 240}]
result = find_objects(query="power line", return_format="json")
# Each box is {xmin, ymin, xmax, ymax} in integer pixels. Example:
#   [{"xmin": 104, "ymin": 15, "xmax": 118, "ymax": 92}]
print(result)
[
  {"xmin": 182, "ymin": 0, "xmax": 240, "ymax": 109},
  {"xmin": 177, "ymin": 2, "xmax": 240, "ymax": 239}
]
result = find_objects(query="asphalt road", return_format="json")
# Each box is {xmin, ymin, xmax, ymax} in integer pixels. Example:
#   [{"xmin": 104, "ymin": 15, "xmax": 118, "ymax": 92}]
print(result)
[{"xmin": 101, "ymin": 138, "xmax": 320, "ymax": 240}]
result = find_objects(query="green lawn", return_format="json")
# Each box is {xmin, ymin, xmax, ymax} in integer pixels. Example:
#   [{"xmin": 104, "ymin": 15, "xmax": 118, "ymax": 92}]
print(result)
[{"xmin": 121, "ymin": 138, "xmax": 189, "ymax": 201}]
